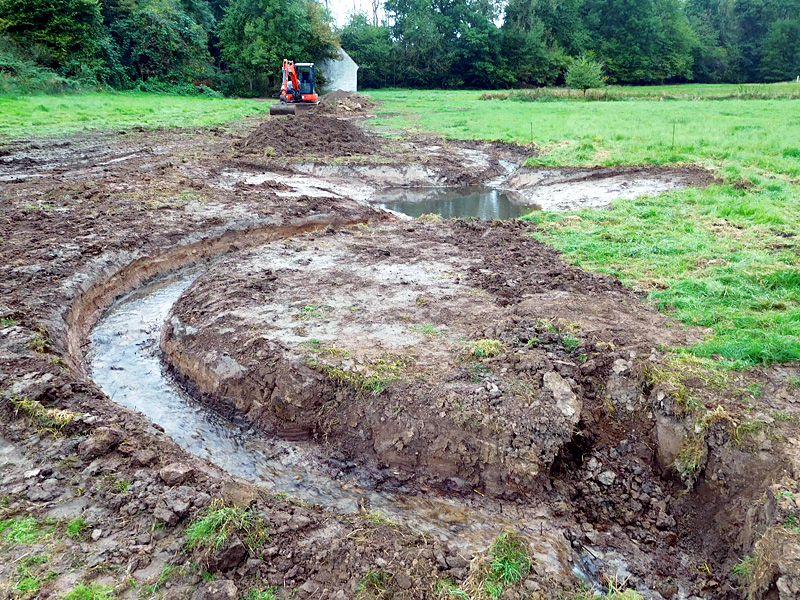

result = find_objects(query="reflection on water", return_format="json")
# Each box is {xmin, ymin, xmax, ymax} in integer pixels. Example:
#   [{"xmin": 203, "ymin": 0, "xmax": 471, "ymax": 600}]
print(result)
[{"xmin": 378, "ymin": 186, "xmax": 538, "ymax": 220}]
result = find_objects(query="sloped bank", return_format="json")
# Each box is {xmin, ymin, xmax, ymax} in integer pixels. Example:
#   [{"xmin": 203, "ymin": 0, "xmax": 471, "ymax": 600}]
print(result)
[{"xmin": 159, "ymin": 217, "xmax": 800, "ymax": 598}]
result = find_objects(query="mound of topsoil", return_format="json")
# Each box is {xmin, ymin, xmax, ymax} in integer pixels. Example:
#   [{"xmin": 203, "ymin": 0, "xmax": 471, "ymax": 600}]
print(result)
[
  {"xmin": 318, "ymin": 90, "xmax": 377, "ymax": 114},
  {"xmin": 239, "ymin": 114, "xmax": 380, "ymax": 157}
]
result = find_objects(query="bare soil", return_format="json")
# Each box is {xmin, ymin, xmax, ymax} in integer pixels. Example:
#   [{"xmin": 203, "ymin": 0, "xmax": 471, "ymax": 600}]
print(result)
[
  {"xmin": 237, "ymin": 115, "xmax": 381, "ymax": 157},
  {"xmin": 1, "ymin": 113, "xmax": 799, "ymax": 600}
]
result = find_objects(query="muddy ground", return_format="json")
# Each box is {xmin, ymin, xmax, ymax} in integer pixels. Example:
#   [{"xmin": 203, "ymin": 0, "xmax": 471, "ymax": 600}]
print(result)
[{"xmin": 1, "ymin": 112, "xmax": 799, "ymax": 600}]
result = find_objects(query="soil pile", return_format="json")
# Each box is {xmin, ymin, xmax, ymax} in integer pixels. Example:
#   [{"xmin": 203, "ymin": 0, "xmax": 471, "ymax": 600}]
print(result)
[
  {"xmin": 318, "ymin": 90, "xmax": 377, "ymax": 115},
  {"xmin": 239, "ymin": 115, "xmax": 380, "ymax": 157}
]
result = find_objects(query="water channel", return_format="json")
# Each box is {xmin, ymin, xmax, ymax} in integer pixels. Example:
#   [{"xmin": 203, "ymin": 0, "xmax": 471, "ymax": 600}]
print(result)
[{"xmin": 86, "ymin": 270, "xmax": 564, "ymax": 554}]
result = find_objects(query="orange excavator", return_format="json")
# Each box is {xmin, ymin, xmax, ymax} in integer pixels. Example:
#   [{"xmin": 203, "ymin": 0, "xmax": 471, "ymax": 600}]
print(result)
[{"xmin": 269, "ymin": 59, "xmax": 319, "ymax": 116}]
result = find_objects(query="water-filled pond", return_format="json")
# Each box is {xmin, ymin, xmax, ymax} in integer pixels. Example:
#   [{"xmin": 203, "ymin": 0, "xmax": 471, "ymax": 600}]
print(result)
[{"xmin": 377, "ymin": 186, "xmax": 537, "ymax": 220}]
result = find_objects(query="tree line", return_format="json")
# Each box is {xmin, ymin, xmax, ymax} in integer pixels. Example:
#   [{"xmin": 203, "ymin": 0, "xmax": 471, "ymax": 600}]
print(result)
[{"xmin": 1, "ymin": 0, "xmax": 798, "ymax": 96}]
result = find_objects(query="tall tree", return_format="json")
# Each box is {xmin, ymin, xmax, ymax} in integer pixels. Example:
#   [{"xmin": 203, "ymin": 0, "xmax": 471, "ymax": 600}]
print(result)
[
  {"xmin": 0, "ymin": 0, "xmax": 111, "ymax": 75},
  {"xmin": 218, "ymin": 0, "xmax": 337, "ymax": 94},
  {"xmin": 501, "ymin": 0, "xmax": 586, "ymax": 85},
  {"xmin": 581, "ymin": 0, "xmax": 696, "ymax": 82},
  {"xmin": 102, "ymin": 0, "xmax": 213, "ymax": 83},
  {"xmin": 760, "ymin": 19, "xmax": 800, "ymax": 82},
  {"xmin": 339, "ymin": 13, "xmax": 392, "ymax": 87}
]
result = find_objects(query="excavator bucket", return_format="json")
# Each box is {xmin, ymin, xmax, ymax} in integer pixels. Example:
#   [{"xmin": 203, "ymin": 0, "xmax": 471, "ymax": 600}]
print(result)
[{"xmin": 269, "ymin": 103, "xmax": 296, "ymax": 116}]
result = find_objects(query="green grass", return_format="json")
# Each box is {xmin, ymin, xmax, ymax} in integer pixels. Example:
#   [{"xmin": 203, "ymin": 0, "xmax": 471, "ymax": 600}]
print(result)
[
  {"xmin": 462, "ymin": 531, "xmax": 531, "ymax": 599},
  {"xmin": 66, "ymin": 517, "xmax": 88, "ymax": 539},
  {"xmin": 484, "ymin": 532, "xmax": 531, "ymax": 596},
  {"xmin": 10, "ymin": 396, "xmax": 76, "ymax": 434},
  {"xmin": 0, "ymin": 91, "xmax": 271, "ymax": 139},
  {"xmin": 480, "ymin": 81, "xmax": 800, "ymax": 102},
  {"xmin": 0, "ymin": 515, "xmax": 43, "ymax": 544},
  {"xmin": 356, "ymin": 570, "xmax": 394, "ymax": 599},
  {"xmin": 242, "ymin": 589, "xmax": 278, "ymax": 600},
  {"xmin": 369, "ymin": 87, "xmax": 800, "ymax": 365},
  {"xmin": 467, "ymin": 339, "xmax": 504, "ymax": 359},
  {"xmin": 184, "ymin": 499, "xmax": 269, "ymax": 553},
  {"xmin": 62, "ymin": 583, "xmax": 115, "ymax": 600},
  {"xmin": 370, "ymin": 88, "xmax": 800, "ymax": 175}
]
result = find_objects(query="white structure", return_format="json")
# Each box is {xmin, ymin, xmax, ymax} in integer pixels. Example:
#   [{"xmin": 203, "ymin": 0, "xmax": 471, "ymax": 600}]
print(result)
[{"xmin": 320, "ymin": 48, "xmax": 359, "ymax": 93}]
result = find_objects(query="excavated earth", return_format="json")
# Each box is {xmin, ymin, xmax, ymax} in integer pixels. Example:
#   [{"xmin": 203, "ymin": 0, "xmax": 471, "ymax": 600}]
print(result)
[{"xmin": 1, "ymin": 112, "xmax": 800, "ymax": 600}]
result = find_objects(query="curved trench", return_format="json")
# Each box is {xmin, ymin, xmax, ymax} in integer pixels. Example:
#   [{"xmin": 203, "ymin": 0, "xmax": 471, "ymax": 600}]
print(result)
[
  {"xmin": 86, "ymin": 268, "xmax": 559, "ymax": 549},
  {"xmin": 71, "ymin": 221, "xmax": 598, "ymax": 588}
]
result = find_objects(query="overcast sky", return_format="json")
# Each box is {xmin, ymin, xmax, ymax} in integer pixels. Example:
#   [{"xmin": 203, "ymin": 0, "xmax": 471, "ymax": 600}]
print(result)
[{"xmin": 327, "ymin": 0, "xmax": 384, "ymax": 27}]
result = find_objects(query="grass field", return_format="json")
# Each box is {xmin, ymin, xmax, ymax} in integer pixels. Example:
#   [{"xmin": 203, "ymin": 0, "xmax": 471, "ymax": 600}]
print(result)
[
  {"xmin": 370, "ymin": 88, "xmax": 800, "ymax": 364},
  {"xmin": 0, "ymin": 92, "xmax": 271, "ymax": 139}
]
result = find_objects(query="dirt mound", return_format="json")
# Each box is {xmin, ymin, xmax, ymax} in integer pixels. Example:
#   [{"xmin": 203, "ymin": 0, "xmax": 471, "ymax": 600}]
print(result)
[
  {"xmin": 318, "ymin": 90, "xmax": 377, "ymax": 115},
  {"xmin": 239, "ymin": 114, "xmax": 380, "ymax": 157}
]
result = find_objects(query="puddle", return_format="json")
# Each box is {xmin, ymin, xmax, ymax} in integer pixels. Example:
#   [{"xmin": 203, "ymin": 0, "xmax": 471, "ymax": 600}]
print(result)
[
  {"xmin": 86, "ymin": 271, "xmax": 564, "ymax": 552},
  {"xmin": 377, "ymin": 186, "xmax": 537, "ymax": 220}
]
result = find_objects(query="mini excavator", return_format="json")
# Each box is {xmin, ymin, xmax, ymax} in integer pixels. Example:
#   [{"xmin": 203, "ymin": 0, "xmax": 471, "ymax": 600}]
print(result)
[{"xmin": 269, "ymin": 59, "xmax": 319, "ymax": 116}]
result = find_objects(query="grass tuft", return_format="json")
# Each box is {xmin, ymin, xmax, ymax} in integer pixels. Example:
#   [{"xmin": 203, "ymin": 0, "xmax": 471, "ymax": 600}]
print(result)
[
  {"xmin": 184, "ymin": 499, "xmax": 269, "ymax": 554},
  {"xmin": 464, "ymin": 531, "xmax": 531, "ymax": 599},
  {"xmin": 9, "ymin": 397, "xmax": 76, "ymax": 434},
  {"xmin": 242, "ymin": 589, "xmax": 278, "ymax": 600},
  {"xmin": 467, "ymin": 339, "xmax": 504, "ymax": 359},
  {"xmin": 62, "ymin": 583, "xmax": 115, "ymax": 600},
  {"xmin": 0, "ymin": 515, "xmax": 43, "ymax": 544},
  {"xmin": 66, "ymin": 517, "xmax": 88, "ymax": 539},
  {"xmin": 357, "ymin": 570, "xmax": 394, "ymax": 599}
]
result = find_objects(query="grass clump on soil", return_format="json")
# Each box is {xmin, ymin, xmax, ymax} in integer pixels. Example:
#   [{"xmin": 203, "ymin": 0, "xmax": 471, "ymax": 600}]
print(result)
[
  {"xmin": 363, "ymin": 511, "xmax": 400, "ymax": 528},
  {"xmin": 370, "ymin": 88, "xmax": 800, "ymax": 366},
  {"xmin": 66, "ymin": 516, "xmax": 88, "ymax": 539},
  {"xmin": 9, "ymin": 396, "xmax": 76, "ymax": 434},
  {"xmin": 0, "ymin": 92, "xmax": 271, "ymax": 139},
  {"xmin": 463, "ymin": 531, "xmax": 531, "ymax": 599},
  {"xmin": 13, "ymin": 555, "xmax": 56, "ymax": 596},
  {"xmin": 242, "ymin": 588, "xmax": 278, "ymax": 600},
  {"xmin": 413, "ymin": 323, "xmax": 442, "ymax": 337},
  {"xmin": 357, "ymin": 570, "xmax": 394, "ymax": 600},
  {"xmin": 641, "ymin": 353, "xmax": 737, "ymax": 410},
  {"xmin": 732, "ymin": 555, "xmax": 755, "ymax": 583},
  {"xmin": 567, "ymin": 586, "xmax": 644, "ymax": 599},
  {"xmin": 184, "ymin": 499, "xmax": 269, "ymax": 553},
  {"xmin": 306, "ymin": 353, "xmax": 410, "ymax": 396},
  {"xmin": 467, "ymin": 339, "xmax": 504, "ymax": 359},
  {"xmin": 62, "ymin": 583, "xmax": 115, "ymax": 600},
  {"xmin": 295, "ymin": 304, "xmax": 334, "ymax": 320},
  {"xmin": 0, "ymin": 515, "xmax": 44, "ymax": 544}
]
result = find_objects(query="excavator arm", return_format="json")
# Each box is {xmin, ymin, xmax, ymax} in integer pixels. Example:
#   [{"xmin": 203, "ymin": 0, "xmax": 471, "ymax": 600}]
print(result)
[{"xmin": 282, "ymin": 59, "xmax": 301, "ymax": 99}]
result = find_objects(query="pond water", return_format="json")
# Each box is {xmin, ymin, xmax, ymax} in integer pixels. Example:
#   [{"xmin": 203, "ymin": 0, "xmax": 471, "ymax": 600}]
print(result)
[{"xmin": 377, "ymin": 186, "xmax": 537, "ymax": 220}]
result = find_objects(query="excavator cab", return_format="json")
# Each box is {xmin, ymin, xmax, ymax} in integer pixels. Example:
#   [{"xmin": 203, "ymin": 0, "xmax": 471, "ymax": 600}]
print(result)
[
  {"xmin": 271, "ymin": 60, "xmax": 319, "ymax": 115},
  {"xmin": 295, "ymin": 63, "xmax": 316, "ymax": 95}
]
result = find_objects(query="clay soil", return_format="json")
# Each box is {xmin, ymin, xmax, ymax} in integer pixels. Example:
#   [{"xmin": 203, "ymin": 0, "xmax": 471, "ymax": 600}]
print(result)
[{"xmin": 1, "ymin": 113, "xmax": 800, "ymax": 600}]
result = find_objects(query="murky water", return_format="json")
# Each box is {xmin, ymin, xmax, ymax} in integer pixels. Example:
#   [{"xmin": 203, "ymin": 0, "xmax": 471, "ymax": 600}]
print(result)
[
  {"xmin": 86, "ymin": 272, "xmax": 562, "ymax": 552},
  {"xmin": 378, "ymin": 186, "xmax": 537, "ymax": 220}
]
